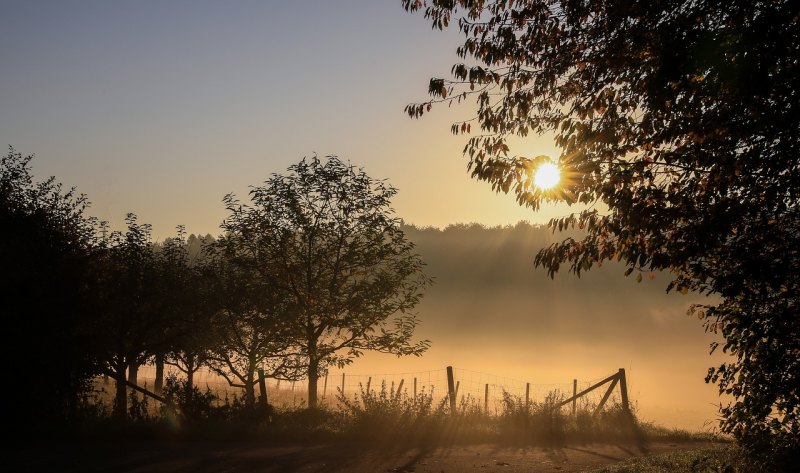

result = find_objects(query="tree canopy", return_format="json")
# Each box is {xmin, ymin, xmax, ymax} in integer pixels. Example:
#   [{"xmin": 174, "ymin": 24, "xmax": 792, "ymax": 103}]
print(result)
[
  {"xmin": 0, "ymin": 147, "xmax": 101, "ymax": 426},
  {"xmin": 403, "ymin": 0, "xmax": 800, "ymax": 466},
  {"xmin": 1, "ymin": 146, "xmax": 431, "ymax": 423},
  {"xmin": 222, "ymin": 156, "xmax": 432, "ymax": 408}
]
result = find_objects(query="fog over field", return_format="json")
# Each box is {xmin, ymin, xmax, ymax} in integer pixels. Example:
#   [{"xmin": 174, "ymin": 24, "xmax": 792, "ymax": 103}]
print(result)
[{"xmin": 344, "ymin": 223, "xmax": 729, "ymax": 431}]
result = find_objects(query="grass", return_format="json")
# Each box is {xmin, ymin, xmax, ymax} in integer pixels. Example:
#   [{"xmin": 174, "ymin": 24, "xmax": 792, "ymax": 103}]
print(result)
[
  {"xmin": 588, "ymin": 445, "xmax": 741, "ymax": 473},
  {"xmin": 75, "ymin": 376, "xmax": 728, "ymax": 451},
  {"xmin": 327, "ymin": 380, "xmax": 724, "ymax": 447},
  {"xmin": 17, "ymin": 378, "xmax": 745, "ymax": 473}
]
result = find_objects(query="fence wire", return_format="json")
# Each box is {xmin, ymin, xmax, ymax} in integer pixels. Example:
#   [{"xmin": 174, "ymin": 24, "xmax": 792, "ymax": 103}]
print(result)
[{"xmin": 96, "ymin": 364, "xmax": 624, "ymax": 414}]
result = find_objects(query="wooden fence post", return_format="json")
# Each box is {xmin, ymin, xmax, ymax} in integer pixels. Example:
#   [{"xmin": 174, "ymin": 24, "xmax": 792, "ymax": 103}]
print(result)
[
  {"xmin": 525, "ymin": 383, "xmax": 530, "ymax": 407},
  {"xmin": 341, "ymin": 373, "xmax": 345, "ymax": 395},
  {"xmin": 323, "ymin": 373, "xmax": 328, "ymax": 399},
  {"xmin": 257, "ymin": 369, "xmax": 268, "ymax": 408},
  {"xmin": 484, "ymin": 383, "xmax": 489, "ymax": 414},
  {"xmin": 446, "ymin": 366, "xmax": 457, "ymax": 413},
  {"xmin": 572, "ymin": 379, "xmax": 577, "ymax": 416},
  {"xmin": 366, "ymin": 377, "xmax": 372, "ymax": 395},
  {"xmin": 618, "ymin": 368, "xmax": 630, "ymax": 413},
  {"xmin": 413, "ymin": 377, "xmax": 417, "ymax": 400}
]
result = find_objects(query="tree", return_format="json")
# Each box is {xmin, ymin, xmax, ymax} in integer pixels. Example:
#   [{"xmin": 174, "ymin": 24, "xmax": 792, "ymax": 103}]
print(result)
[
  {"xmin": 222, "ymin": 156, "xmax": 432, "ymax": 409},
  {"xmin": 0, "ymin": 147, "xmax": 101, "ymax": 428},
  {"xmin": 157, "ymin": 228, "xmax": 217, "ymax": 402},
  {"xmin": 203, "ymin": 239, "xmax": 302, "ymax": 408},
  {"xmin": 403, "ymin": 0, "xmax": 800, "ymax": 467},
  {"xmin": 93, "ymin": 214, "xmax": 173, "ymax": 418}
]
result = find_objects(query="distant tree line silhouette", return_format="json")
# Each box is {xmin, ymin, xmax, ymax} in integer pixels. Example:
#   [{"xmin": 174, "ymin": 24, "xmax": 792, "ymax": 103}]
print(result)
[{"xmin": 0, "ymin": 148, "xmax": 430, "ymax": 428}]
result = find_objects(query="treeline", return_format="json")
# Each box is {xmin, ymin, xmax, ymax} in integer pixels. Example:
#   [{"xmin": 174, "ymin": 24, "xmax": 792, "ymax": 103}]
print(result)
[{"xmin": 1, "ymin": 148, "xmax": 430, "ymax": 428}]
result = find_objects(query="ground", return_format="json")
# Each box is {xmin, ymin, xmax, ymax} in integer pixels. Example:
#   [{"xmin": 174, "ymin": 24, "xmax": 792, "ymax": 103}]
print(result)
[{"xmin": 7, "ymin": 439, "xmax": 725, "ymax": 472}]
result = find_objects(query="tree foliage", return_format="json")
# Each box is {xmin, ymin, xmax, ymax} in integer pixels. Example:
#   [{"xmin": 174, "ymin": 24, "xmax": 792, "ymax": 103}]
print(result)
[
  {"xmin": 0, "ymin": 147, "xmax": 101, "ymax": 426},
  {"xmin": 158, "ymin": 229, "xmax": 217, "ymax": 402},
  {"xmin": 1, "ymin": 148, "xmax": 429, "ymax": 425},
  {"xmin": 93, "ymin": 214, "xmax": 168, "ymax": 417},
  {"xmin": 203, "ymin": 236, "xmax": 303, "ymax": 407},
  {"xmin": 403, "ymin": 0, "xmax": 800, "ymax": 466},
  {"xmin": 222, "ymin": 156, "xmax": 432, "ymax": 408}
]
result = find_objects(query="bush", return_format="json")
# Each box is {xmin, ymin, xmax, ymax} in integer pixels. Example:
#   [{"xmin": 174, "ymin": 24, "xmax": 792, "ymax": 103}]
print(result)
[
  {"xmin": 162, "ymin": 374, "xmax": 217, "ymax": 422},
  {"xmin": 336, "ymin": 381, "xmax": 448, "ymax": 437}
]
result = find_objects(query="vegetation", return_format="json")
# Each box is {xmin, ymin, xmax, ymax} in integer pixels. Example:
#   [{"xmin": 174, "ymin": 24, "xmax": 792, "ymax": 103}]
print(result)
[
  {"xmin": 589, "ymin": 446, "xmax": 746, "ymax": 473},
  {"xmin": 0, "ymin": 147, "xmax": 430, "ymax": 430},
  {"xmin": 219, "ymin": 156, "xmax": 432, "ymax": 408},
  {"xmin": 402, "ymin": 0, "xmax": 800, "ymax": 469},
  {"xmin": 76, "ymin": 377, "xmax": 720, "ymax": 452},
  {"xmin": 0, "ymin": 147, "xmax": 100, "ymax": 429},
  {"xmin": 203, "ymin": 237, "xmax": 302, "ymax": 407},
  {"xmin": 2, "ymin": 146, "xmax": 733, "ymax": 473}
]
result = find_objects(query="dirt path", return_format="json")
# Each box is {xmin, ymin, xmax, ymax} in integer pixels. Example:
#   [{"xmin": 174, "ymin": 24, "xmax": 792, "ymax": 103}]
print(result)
[{"xmin": 8, "ymin": 439, "xmax": 724, "ymax": 472}]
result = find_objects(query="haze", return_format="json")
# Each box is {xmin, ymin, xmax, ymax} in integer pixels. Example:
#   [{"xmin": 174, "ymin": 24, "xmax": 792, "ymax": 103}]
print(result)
[{"xmin": 330, "ymin": 224, "xmax": 728, "ymax": 431}]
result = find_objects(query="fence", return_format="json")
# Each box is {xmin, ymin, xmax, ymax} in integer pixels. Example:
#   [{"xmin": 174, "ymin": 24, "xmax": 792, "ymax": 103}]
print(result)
[{"xmin": 99, "ymin": 364, "xmax": 630, "ymax": 416}]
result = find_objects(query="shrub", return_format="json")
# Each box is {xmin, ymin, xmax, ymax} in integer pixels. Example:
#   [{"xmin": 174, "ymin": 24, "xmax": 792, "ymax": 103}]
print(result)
[
  {"xmin": 162, "ymin": 374, "xmax": 217, "ymax": 422},
  {"xmin": 336, "ymin": 381, "xmax": 447, "ymax": 437}
]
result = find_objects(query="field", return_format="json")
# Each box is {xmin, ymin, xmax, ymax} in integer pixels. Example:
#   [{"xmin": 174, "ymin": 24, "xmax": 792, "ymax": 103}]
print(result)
[{"xmin": 7, "ymin": 369, "xmax": 735, "ymax": 473}]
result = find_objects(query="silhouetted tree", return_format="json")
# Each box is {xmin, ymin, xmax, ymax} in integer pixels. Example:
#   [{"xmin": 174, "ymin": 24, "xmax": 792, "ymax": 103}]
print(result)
[
  {"xmin": 203, "ymin": 240, "xmax": 302, "ymax": 408},
  {"xmin": 93, "ymin": 214, "xmax": 170, "ymax": 418},
  {"xmin": 0, "ymin": 147, "xmax": 101, "ymax": 428},
  {"xmin": 222, "ymin": 156, "xmax": 431, "ymax": 409},
  {"xmin": 155, "ymin": 228, "xmax": 216, "ymax": 402},
  {"xmin": 404, "ymin": 0, "xmax": 800, "ymax": 466}
]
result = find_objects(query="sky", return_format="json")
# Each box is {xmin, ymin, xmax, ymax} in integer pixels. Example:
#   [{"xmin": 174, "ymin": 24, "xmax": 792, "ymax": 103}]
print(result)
[{"xmin": 1, "ymin": 0, "xmax": 565, "ymax": 239}]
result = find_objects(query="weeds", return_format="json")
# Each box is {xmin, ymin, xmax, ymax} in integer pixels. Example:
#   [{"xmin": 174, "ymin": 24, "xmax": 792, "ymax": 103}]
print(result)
[
  {"xmin": 336, "ymin": 380, "xmax": 447, "ymax": 438},
  {"xmin": 161, "ymin": 374, "xmax": 217, "ymax": 422},
  {"xmin": 78, "ymin": 376, "xmax": 722, "ymax": 449},
  {"xmin": 590, "ymin": 445, "xmax": 743, "ymax": 473}
]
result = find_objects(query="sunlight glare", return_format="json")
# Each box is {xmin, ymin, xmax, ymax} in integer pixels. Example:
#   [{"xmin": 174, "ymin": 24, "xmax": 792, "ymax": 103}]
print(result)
[{"xmin": 533, "ymin": 162, "xmax": 560, "ymax": 190}]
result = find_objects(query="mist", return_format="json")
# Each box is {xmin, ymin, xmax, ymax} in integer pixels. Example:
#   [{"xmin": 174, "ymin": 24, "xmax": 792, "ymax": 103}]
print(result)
[{"xmin": 341, "ymin": 222, "xmax": 729, "ymax": 431}]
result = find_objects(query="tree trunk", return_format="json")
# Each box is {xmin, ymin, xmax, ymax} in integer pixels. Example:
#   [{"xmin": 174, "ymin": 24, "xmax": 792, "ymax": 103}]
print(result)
[
  {"xmin": 127, "ymin": 359, "xmax": 139, "ymax": 402},
  {"xmin": 154, "ymin": 354, "xmax": 164, "ymax": 396},
  {"xmin": 113, "ymin": 366, "xmax": 127, "ymax": 419},
  {"xmin": 245, "ymin": 368, "xmax": 255, "ymax": 407},
  {"xmin": 258, "ymin": 369, "xmax": 269, "ymax": 408},
  {"xmin": 307, "ymin": 358, "xmax": 319, "ymax": 409}
]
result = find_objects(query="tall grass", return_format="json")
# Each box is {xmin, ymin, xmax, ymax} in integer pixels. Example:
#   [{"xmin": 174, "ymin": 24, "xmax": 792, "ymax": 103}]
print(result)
[
  {"xmin": 80, "ymin": 375, "xmax": 720, "ymax": 447},
  {"xmin": 331, "ymin": 382, "xmax": 649, "ymax": 444}
]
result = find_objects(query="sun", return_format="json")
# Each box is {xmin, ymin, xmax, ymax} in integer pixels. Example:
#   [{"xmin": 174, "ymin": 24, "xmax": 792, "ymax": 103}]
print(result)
[{"xmin": 533, "ymin": 162, "xmax": 560, "ymax": 190}]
